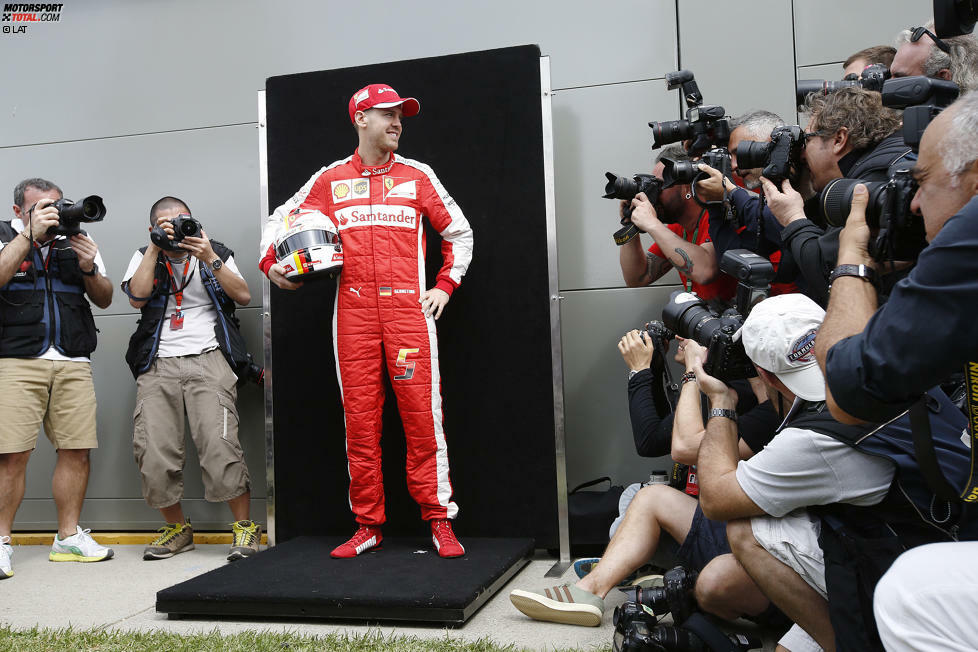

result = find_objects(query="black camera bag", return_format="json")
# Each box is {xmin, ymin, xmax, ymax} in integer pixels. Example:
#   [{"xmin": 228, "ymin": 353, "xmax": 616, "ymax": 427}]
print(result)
[{"xmin": 568, "ymin": 477, "xmax": 624, "ymax": 553}]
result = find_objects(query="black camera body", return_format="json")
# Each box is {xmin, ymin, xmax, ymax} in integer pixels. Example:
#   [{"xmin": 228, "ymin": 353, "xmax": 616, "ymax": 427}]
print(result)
[
  {"xmin": 817, "ymin": 171, "xmax": 926, "ymax": 261},
  {"xmin": 48, "ymin": 196, "xmax": 106, "ymax": 236},
  {"xmin": 655, "ymin": 250, "xmax": 772, "ymax": 380},
  {"xmin": 881, "ymin": 76, "xmax": 959, "ymax": 151},
  {"xmin": 151, "ymin": 214, "xmax": 203, "ymax": 251},
  {"xmin": 649, "ymin": 70, "xmax": 732, "ymax": 158},
  {"xmin": 795, "ymin": 64, "xmax": 890, "ymax": 106},
  {"xmin": 736, "ymin": 125, "xmax": 805, "ymax": 186},
  {"xmin": 603, "ymin": 172, "xmax": 667, "ymax": 226},
  {"xmin": 661, "ymin": 149, "xmax": 733, "ymax": 191}
]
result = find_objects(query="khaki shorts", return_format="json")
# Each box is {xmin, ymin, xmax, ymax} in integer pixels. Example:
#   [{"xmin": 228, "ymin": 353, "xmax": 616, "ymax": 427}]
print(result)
[
  {"xmin": 132, "ymin": 349, "xmax": 250, "ymax": 508},
  {"xmin": 0, "ymin": 357, "xmax": 98, "ymax": 454}
]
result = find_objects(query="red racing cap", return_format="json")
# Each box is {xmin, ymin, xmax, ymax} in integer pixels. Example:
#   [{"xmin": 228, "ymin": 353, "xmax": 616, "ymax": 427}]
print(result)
[{"xmin": 348, "ymin": 84, "xmax": 420, "ymax": 123}]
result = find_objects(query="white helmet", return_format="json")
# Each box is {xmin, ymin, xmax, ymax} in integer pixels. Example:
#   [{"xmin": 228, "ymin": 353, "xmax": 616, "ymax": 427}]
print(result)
[{"xmin": 274, "ymin": 211, "xmax": 342, "ymax": 281}]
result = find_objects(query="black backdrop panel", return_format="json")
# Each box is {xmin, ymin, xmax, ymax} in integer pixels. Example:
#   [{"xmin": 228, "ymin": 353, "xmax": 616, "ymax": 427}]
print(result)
[{"xmin": 266, "ymin": 45, "xmax": 557, "ymax": 546}]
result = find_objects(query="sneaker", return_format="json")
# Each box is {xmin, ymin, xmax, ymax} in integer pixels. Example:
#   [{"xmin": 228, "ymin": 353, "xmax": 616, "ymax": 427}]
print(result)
[
  {"xmin": 430, "ymin": 519, "xmax": 465, "ymax": 558},
  {"xmin": 574, "ymin": 557, "xmax": 665, "ymax": 586},
  {"xmin": 330, "ymin": 525, "xmax": 383, "ymax": 559},
  {"xmin": 49, "ymin": 526, "xmax": 114, "ymax": 562},
  {"xmin": 0, "ymin": 536, "xmax": 12, "ymax": 578},
  {"xmin": 227, "ymin": 520, "xmax": 262, "ymax": 561},
  {"xmin": 510, "ymin": 583, "xmax": 605, "ymax": 626},
  {"xmin": 143, "ymin": 522, "xmax": 195, "ymax": 560}
]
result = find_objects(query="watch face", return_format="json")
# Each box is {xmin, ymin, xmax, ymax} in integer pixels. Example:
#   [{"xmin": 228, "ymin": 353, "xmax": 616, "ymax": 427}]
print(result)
[{"xmin": 211, "ymin": 259, "xmax": 223, "ymax": 270}]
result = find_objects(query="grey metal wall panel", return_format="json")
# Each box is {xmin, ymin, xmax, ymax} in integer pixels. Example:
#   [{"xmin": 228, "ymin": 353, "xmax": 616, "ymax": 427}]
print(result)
[
  {"xmin": 679, "ymin": 0, "xmax": 797, "ymax": 126},
  {"xmin": 798, "ymin": 63, "xmax": 847, "ymax": 82},
  {"xmin": 793, "ymin": 0, "xmax": 922, "ymax": 67},
  {"xmin": 560, "ymin": 286, "xmax": 678, "ymax": 488},
  {"xmin": 0, "ymin": 125, "xmax": 263, "ymax": 312},
  {"xmin": 553, "ymin": 81, "xmax": 681, "ymax": 291},
  {"xmin": 0, "ymin": 0, "xmax": 677, "ymax": 147}
]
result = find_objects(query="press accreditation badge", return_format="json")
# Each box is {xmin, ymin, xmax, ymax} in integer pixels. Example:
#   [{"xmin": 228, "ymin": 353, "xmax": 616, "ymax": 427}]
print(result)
[{"xmin": 169, "ymin": 311, "xmax": 184, "ymax": 330}]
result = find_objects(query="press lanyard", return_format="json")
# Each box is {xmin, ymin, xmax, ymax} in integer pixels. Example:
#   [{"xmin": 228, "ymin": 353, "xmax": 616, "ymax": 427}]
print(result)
[
  {"xmin": 679, "ymin": 210, "xmax": 704, "ymax": 293},
  {"xmin": 164, "ymin": 257, "xmax": 191, "ymax": 330}
]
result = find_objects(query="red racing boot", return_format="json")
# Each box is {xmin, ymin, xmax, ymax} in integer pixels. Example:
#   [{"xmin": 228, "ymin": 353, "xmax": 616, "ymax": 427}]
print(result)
[
  {"xmin": 431, "ymin": 519, "xmax": 465, "ymax": 558},
  {"xmin": 330, "ymin": 525, "xmax": 383, "ymax": 559}
]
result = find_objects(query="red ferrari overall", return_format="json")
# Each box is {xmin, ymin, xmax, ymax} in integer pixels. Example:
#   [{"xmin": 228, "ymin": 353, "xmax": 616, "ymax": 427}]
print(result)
[{"xmin": 263, "ymin": 150, "xmax": 473, "ymax": 526}]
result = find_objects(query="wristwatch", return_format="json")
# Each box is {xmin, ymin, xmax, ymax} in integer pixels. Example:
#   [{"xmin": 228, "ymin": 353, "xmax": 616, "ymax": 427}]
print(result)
[
  {"xmin": 628, "ymin": 369, "xmax": 644, "ymax": 381},
  {"xmin": 708, "ymin": 408, "xmax": 738, "ymax": 422},
  {"xmin": 828, "ymin": 264, "xmax": 876, "ymax": 289},
  {"xmin": 80, "ymin": 263, "xmax": 99, "ymax": 277},
  {"xmin": 210, "ymin": 258, "xmax": 223, "ymax": 272}
]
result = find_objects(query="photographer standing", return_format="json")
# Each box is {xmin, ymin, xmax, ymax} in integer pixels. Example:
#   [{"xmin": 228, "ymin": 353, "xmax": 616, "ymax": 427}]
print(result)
[
  {"xmin": 0, "ymin": 178, "xmax": 114, "ymax": 578},
  {"xmin": 619, "ymin": 145, "xmax": 735, "ymax": 302},
  {"xmin": 815, "ymin": 92, "xmax": 978, "ymax": 652},
  {"xmin": 122, "ymin": 196, "xmax": 259, "ymax": 562}
]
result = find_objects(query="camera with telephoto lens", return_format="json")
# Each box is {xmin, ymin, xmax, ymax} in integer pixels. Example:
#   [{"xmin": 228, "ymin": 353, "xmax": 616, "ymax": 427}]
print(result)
[
  {"xmin": 795, "ymin": 64, "xmax": 890, "ymax": 106},
  {"xmin": 626, "ymin": 566, "xmax": 699, "ymax": 624},
  {"xmin": 150, "ymin": 213, "xmax": 203, "ymax": 251},
  {"xmin": 649, "ymin": 70, "xmax": 732, "ymax": 157},
  {"xmin": 603, "ymin": 172, "xmax": 665, "ymax": 222},
  {"xmin": 613, "ymin": 610, "xmax": 760, "ymax": 652},
  {"xmin": 650, "ymin": 250, "xmax": 773, "ymax": 380},
  {"xmin": 47, "ymin": 196, "xmax": 106, "ymax": 236},
  {"xmin": 735, "ymin": 125, "xmax": 805, "ymax": 186},
  {"xmin": 661, "ymin": 150, "xmax": 733, "ymax": 191},
  {"xmin": 816, "ymin": 171, "xmax": 926, "ymax": 262}
]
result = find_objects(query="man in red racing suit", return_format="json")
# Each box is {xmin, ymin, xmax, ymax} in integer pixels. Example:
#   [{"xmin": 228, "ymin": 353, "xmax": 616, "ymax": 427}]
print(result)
[{"xmin": 260, "ymin": 84, "xmax": 473, "ymax": 558}]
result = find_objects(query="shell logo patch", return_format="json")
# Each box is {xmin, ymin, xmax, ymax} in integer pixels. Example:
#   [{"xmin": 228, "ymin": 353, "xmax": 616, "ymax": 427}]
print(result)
[{"xmin": 333, "ymin": 182, "xmax": 350, "ymax": 200}]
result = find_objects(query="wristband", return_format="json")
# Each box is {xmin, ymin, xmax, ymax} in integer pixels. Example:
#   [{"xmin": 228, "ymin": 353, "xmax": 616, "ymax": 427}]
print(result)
[
  {"xmin": 680, "ymin": 371, "xmax": 697, "ymax": 386},
  {"xmin": 19, "ymin": 230, "xmax": 31, "ymax": 241},
  {"xmin": 828, "ymin": 264, "xmax": 877, "ymax": 289},
  {"xmin": 708, "ymin": 408, "xmax": 738, "ymax": 422}
]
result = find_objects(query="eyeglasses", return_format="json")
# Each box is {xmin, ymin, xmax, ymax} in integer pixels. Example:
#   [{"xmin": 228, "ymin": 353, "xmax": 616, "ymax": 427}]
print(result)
[
  {"xmin": 804, "ymin": 130, "xmax": 824, "ymax": 143},
  {"xmin": 909, "ymin": 26, "xmax": 951, "ymax": 54}
]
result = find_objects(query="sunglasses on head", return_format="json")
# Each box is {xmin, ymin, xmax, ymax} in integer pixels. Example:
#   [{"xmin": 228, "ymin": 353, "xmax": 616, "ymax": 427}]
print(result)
[{"xmin": 910, "ymin": 26, "xmax": 951, "ymax": 54}]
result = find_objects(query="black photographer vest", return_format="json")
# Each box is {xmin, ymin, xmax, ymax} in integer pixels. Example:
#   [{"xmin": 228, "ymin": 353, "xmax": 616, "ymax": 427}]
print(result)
[
  {"xmin": 123, "ymin": 241, "xmax": 251, "ymax": 380},
  {"xmin": 0, "ymin": 220, "xmax": 98, "ymax": 358},
  {"xmin": 790, "ymin": 395, "xmax": 977, "ymax": 652}
]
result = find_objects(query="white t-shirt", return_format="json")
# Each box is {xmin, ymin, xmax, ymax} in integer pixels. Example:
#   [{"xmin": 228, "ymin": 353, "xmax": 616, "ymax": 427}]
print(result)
[
  {"xmin": 0, "ymin": 218, "xmax": 106, "ymax": 363},
  {"xmin": 736, "ymin": 422, "xmax": 896, "ymax": 518},
  {"xmin": 123, "ymin": 250, "xmax": 243, "ymax": 358}
]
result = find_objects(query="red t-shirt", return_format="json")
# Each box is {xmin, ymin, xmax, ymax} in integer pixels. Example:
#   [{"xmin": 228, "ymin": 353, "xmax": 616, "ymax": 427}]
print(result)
[{"xmin": 647, "ymin": 210, "xmax": 737, "ymax": 302}]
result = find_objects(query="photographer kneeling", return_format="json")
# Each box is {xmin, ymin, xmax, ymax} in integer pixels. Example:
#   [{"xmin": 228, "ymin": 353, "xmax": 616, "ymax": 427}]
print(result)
[
  {"xmin": 693, "ymin": 293, "xmax": 973, "ymax": 651},
  {"xmin": 761, "ymin": 88, "xmax": 912, "ymax": 304},
  {"xmin": 509, "ymin": 329, "xmax": 782, "ymax": 628},
  {"xmin": 122, "ymin": 197, "xmax": 260, "ymax": 563}
]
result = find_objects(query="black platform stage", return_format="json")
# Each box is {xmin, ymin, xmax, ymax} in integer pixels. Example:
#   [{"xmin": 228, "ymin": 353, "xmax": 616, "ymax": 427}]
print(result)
[{"xmin": 156, "ymin": 536, "xmax": 534, "ymax": 624}]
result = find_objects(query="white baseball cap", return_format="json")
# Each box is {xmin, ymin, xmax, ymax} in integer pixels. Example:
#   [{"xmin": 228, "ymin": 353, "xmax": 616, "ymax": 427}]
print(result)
[{"xmin": 737, "ymin": 294, "xmax": 826, "ymax": 401}]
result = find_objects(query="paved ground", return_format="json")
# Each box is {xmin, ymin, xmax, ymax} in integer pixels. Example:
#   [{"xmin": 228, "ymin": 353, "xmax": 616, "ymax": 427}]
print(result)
[{"xmin": 0, "ymin": 544, "xmax": 776, "ymax": 651}]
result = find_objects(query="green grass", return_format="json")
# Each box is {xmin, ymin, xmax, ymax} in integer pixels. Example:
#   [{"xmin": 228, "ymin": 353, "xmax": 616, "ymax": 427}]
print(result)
[{"xmin": 0, "ymin": 626, "xmax": 613, "ymax": 652}]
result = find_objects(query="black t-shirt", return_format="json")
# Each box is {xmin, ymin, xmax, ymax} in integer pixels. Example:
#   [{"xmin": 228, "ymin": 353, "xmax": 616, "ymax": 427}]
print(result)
[{"xmin": 627, "ymin": 370, "xmax": 780, "ymax": 458}]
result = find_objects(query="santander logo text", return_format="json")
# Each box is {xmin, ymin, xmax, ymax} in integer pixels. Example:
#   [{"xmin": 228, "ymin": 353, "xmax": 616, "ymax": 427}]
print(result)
[{"xmin": 335, "ymin": 206, "xmax": 417, "ymax": 230}]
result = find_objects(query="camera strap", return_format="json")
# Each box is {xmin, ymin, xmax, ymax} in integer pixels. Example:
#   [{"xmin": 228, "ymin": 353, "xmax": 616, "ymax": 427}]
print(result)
[
  {"xmin": 910, "ymin": 361, "xmax": 978, "ymax": 503},
  {"xmin": 681, "ymin": 612, "xmax": 739, "ymax": 652},
  {"xmin": 613, "ymin": 222, "xmax": 641, "ymax": 246}
]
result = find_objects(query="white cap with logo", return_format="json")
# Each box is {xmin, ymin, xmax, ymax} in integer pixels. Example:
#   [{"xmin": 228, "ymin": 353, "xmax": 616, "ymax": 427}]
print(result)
[{"xmin": 737, "ymin": 294, "xmax": 826, "ymax": 401}]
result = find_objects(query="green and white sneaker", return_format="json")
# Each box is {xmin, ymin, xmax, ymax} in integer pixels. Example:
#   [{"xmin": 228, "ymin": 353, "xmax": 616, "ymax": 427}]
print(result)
[
  {"xmin": 0, "ymin": 535, "xmax": 12, "ymax": 578},
  {"xmin": 144, "ymin": 521, "xmax": 195, "ymax": 560},
  {"xmin": 49, "ymin": 526, "xmax": 114, "ymax": 562},
  {"xmin": 510, "ymin": 583, "xmax": 605, "ymax": 626}
]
